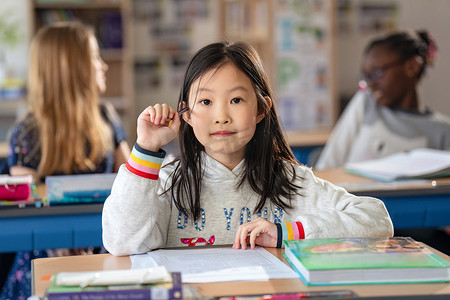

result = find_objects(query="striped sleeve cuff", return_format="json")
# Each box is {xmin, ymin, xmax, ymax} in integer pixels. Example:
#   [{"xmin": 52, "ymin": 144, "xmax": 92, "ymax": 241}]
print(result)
[
  {"xmin": 280, "ymin": 221, "xmax": 305, "ymax": 242},
  {"xmin": 126, "ymin": 143, "xmax": 166, "ymax": 180},
  {"xmin": 276, "ymin": 223, "xmax": 282, "ymax": 248}
]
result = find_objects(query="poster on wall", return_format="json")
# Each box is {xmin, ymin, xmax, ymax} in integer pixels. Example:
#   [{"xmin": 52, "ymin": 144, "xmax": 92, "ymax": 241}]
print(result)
[{"xmin": 275, "ymin": 0, "xmax": 335, "ymax": 131}]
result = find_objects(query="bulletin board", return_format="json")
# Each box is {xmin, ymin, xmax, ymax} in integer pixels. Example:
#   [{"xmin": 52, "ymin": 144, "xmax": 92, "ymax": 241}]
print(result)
[{"xmin": 274, "ymin": 0, "xmax": 337, "ymax": 131}]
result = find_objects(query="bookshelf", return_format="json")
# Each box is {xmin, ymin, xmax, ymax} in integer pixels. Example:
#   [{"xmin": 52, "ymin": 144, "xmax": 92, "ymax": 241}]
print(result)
[
  {"xmin": 219, "ymin": 0, "xmax": 337, "ymax": 152},
  {"xmin": 30, "ymin": 0, "xmax": 135, "ymax": 143},
  {"xmin": 219, "ymin": 0, "xmax": 274, "ymax": 83}
]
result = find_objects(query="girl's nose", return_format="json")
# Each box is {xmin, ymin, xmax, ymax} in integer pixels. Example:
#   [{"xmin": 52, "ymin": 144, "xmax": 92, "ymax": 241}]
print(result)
[{"xmin": 214, "ymin": 107, "xmax": 230, "ymax": 124}]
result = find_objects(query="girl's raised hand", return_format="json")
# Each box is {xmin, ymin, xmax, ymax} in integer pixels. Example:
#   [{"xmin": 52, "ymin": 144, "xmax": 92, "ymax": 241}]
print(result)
[
  {"xmin": 136, "ymin": 103, "xmax": 181, "ymax": 152},
  {"xmin": 232, "ymin": 217, "xmax": 278, "ymax": 250}
]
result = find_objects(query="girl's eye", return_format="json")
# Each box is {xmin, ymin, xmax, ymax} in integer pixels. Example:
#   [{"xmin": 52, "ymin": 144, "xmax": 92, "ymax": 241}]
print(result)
[
  {"xmin": 200, "ymin": 99, "xmax": 212, "ymax": 106},
  {"xmin": 231, "ymin": 97, "xmax": 243, "ymax": 104}
]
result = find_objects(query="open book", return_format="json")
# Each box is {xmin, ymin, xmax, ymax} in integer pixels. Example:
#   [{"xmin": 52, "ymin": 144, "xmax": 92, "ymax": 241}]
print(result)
[{"xmin": 345, "ymin": 148, "xmax": 450, "ymax": 182}]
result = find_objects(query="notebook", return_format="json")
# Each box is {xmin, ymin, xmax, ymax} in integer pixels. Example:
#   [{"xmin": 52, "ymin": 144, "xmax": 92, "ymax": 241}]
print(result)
[{"xmin": 345, "ymin": 148, "xmax": 450, "ymax": 182}]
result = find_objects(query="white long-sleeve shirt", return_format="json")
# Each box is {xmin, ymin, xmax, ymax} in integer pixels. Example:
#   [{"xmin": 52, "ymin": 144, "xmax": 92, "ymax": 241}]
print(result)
[
  {"xmin": 316, "ymin": 90, "xmax": 450, "ymax": 170},
  {"xmin": 102, "ymin": 151, "xmax": 393, "ymax": 256}
]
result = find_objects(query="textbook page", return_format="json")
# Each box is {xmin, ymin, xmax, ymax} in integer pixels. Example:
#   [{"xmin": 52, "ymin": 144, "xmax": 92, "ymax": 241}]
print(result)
[
  {"xmin": 130, "ymin": 247, "xmax": 298, "ymax": 283},
  {"xmin": 345, "ymin": 148, "xmax": 450, "ymax": 181}
]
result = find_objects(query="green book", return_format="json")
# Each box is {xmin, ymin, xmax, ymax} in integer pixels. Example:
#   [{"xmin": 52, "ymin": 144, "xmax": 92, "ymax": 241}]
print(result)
[{"xmin": 283, "ymin": 237, "xmax": 450, "ymax": 286}]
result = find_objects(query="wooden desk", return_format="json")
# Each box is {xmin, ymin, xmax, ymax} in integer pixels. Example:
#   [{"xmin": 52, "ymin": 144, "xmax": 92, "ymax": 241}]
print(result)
[
  {"xmin": 0, "ymin": 184, "xmax": 104, "ymax": 252},
  {"xmin": 0, "ymin": 204, "xmax": 103, "ymax": 252},
  {"xmin": 314, "ymin": 168, "xmax": 450, "ymax": 229},
  {"xmin": 285, "ymin": 130, "xmax": 330, "ymax": 166},
  {"xmin": 32, "ymin": 247, "xmax": 450, "ymax": 298},
  {"xmin": 4, "ymin": 168, "xmax": 449, "ymax": 253},
  {"xmin": 285, "ymin": 130, "xmax": 330, "ymax": 147}
]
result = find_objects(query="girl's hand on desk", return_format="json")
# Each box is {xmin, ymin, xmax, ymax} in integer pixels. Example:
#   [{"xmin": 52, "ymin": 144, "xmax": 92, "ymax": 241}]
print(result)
[
  {"xmin": 232, "ymin": 217, "xmax": 277, "ymax": 250},
  {"xmin": 136, "ymin": 103, "xmax": 181, "ymax": 152}
]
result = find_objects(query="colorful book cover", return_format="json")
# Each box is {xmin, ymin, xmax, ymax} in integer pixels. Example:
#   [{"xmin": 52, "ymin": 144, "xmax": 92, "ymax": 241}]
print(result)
[
  {"xmin": 45, "ymin": 173, "xmax": 116, "ymax": 204},
  {"xmin": 46, "ymin": 272, "xmax": 182, "ymax": 300},
  {"xmin": 283, "ymin": 237, "xmax": 450, "ymax": 285}
]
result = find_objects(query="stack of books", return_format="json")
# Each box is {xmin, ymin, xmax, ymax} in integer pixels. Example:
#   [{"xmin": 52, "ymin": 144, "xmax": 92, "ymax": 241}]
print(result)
[
  {"xmin": 284, "ymin": 237, "xmax": 450, "ymax": 285},
  {"xmin": 45, "ymin": 266, "xmax": 182, "ymax": 300},
  {"xmin": 45, "ymin": 173, "xmax": 117, "ymax": 205}
]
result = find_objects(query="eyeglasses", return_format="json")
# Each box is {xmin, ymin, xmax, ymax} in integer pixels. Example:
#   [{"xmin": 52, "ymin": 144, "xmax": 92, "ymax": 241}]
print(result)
[{"xmin": 361, "ymin": 60, "xmax": 406, "ymax": 83}]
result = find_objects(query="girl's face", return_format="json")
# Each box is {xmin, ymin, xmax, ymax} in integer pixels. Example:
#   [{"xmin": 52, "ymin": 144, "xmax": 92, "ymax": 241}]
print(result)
[
  {"xmin": 361, "ymin": 45, "xmax": 412, "ymax": 108},
  {"xmin": 90, "ymin": 36, "xmax": 108, "ymax": 94},
  {"xmin": 184, "ymin": 63, "xmax": 265, "ymax": 170}
]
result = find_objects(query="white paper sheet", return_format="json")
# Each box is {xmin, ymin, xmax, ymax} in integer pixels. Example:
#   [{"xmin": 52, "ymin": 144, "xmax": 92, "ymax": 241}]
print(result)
[
  {"xmin": 55, "ymin": 266, "xmax": 170, "ymax": 286},
  {"xmin": 345, "ymin": 148, "xmax": 450, "ymax": 181},
  {"xmin": 130, "ymin": 247, "xmax": 298, "ymax": 283}
]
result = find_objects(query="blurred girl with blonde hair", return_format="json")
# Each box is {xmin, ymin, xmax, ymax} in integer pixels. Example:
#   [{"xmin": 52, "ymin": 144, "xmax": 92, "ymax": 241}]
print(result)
[
  {"xmin": 2, "ymin": 21, "xmax": 130, "ymax": 299},
  {"xmin": 7, "ymin": 21, "xmax": 130, "ymax": 181}
]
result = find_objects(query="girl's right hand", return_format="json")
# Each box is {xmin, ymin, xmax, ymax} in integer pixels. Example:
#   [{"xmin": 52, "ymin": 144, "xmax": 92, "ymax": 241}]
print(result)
[
  {"xmin": 232, "ymin": 217, "xmax": 278, "ymax": 250},
  {"xmin": 136, "ymin": 103, "xmax": 181, "ymax": 152}
]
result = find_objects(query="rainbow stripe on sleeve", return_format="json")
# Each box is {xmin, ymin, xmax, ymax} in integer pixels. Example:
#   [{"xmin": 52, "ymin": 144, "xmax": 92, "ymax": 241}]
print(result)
[
  {"xmin": 126, "ymin": 144, "xmax": 166, "ymax": 180},
  {"xmin": 281, "ymin": 221, "xmax": 305, "ymax": 241}
]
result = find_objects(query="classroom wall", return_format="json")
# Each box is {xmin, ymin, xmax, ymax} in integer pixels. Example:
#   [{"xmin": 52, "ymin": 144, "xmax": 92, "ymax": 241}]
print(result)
[
  {"xmin": 0, "ymin": 0, "xmax": 30, "ymax": 79},
  {"xmin": 1, "ymin": 0, "xmax": 449, "ymax": 125},
  {"xmin": 337, "ymin": 0, "xmax": 450, "ymax": 115},
  {"xmin": 397, "ymin": 0, "xmax": 450, "ymax": 115},
  {"xmin": 0, "ymin": 1, "xmax": 29, "ymax": 141}
]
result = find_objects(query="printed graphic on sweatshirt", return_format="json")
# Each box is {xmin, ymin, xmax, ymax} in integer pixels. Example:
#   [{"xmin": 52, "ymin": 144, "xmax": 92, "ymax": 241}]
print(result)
[
  {"xmin": 177, "ymin": 206, "xmax": 284, "ymax": 231},
  {"xmin": 180, "ymin": 235, "xmax": 215, "ymax": 246}
]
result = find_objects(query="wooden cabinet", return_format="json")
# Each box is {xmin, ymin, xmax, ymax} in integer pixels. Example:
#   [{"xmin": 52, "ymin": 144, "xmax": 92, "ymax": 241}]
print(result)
[{"xmin": 30, "ymin": 0, "xmax": 135, "ymax": 143}]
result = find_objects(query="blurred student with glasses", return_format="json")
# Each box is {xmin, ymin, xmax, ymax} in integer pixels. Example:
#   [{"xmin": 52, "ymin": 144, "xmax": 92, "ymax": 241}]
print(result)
[{"xmin": 315, "ymin": 29, "xmax": 450, "ymax": 170}]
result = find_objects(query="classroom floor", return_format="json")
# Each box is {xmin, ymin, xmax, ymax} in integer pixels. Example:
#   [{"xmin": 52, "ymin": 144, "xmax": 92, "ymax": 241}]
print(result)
[{"xmin": 394, "ymin": 227, "xmax": 450, "ymax": 256}]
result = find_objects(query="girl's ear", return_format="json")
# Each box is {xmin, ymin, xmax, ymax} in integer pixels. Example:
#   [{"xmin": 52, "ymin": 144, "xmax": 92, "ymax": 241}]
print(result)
[
  {"xmin": 257, "ymin": 96, "xmax": 272, "ymax": 123},
  {"xmin": 404, "ymin": 56, "xmax": 422, "ymax": 78},
  {"xmin": 182, "ymin": 113, "xmax": 192, "ymax": 126},
  {"xmin": 180, "ymin": 101, "xmax": 192, "ymax": 125}
]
